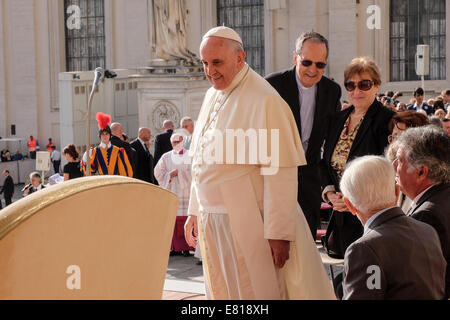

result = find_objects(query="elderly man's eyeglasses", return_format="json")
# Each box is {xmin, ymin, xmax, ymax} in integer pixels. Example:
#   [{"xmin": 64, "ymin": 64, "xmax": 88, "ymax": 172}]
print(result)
[{"xmin": 344, "ymin": 80, "xmax": 374, "ymax": 92}]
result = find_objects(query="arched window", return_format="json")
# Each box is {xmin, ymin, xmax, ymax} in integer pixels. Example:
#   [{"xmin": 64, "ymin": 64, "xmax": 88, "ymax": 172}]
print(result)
[
  {"xmin": 217, "ymin": 0, "xmax": 265, "ymax": 76},
  {"xmin": 390, "ymin": 0, "xmax": 446, "ymax": 81},
  {"xmin": 64, "ymin": 0, "xmax": 106, "ymax": 72}
]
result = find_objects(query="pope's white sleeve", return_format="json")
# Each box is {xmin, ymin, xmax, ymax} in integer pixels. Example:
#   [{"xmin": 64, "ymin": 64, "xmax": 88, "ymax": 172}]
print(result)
[
  {"xmin": 187, "ymin": 183, "xmax": 199, "ymax": 217},
  {"xmin": 263, "ymin": 166, "xmax": 298, "ymax": 241}
]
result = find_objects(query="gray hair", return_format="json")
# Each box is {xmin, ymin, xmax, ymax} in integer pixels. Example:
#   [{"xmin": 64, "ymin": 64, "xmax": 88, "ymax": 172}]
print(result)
[
  {"xmin": 295, "ymin": 31, "xmax": 329, "ymax": 58},
  {"xmin": 340, "ymin": 156, "xmax": 397, "ymax": 214},
  {"xmin": 162, "ymin": 120, "xmax": 174, "ymax": 130},
  {"xmin": 429, "ymin": 116, "xmax": 443, "ymax": 128},
  {"xmin": 180, "ymin": 117, "xmax": 194, "ymax": 126},
  {"xmin": 396, "ymin": 126, "xmax": 450, "ymax": 184},
  {"xmin": 29, "ymin": 172, "xmax": 41, "ymax": 182}
]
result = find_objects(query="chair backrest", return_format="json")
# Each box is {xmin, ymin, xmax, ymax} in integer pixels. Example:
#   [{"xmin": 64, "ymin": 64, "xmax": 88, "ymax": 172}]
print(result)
[{"xmin": 0, "ymin": 176, "xmax": 178, "ymax": 300}]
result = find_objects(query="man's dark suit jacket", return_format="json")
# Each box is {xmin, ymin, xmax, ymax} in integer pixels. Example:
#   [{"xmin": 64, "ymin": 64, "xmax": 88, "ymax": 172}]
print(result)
[
  {"xmin": 343, "ymin": 207, "xmax": 446, "ymax": 300},
  {"xmin": 321, "ymin": 99, "xmax": 394, "ymax": 255},
  {"xmin": 407, "ymin": 103, "xmax": 434, "ymax": 115},
  {"xmin": 111, "ymin": 135, "xmax": 136, "ymax": 176},
  {"xmin": 0, "ymin": 175, "xmax": 14, "ymax": 197},
  {"xmin": 265, "ymin": 67, "xmax": 341, "ymax": 237},
  {"xmin": 130, "ymin": 139, "xmax": 156, "ymax": 184},
  {"xmin": 409, "ymin": 183, "xmax": 450, "ymax": 298},
  {"xmin": 154, "ymin": 129, "xmax": 173, "ymax": 167}
]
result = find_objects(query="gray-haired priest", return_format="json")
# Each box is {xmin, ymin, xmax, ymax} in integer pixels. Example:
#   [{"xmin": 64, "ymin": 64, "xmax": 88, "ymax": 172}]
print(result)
[{"xmin": 184, "ymin": 26, "xmax": 335, "ymax": 300}]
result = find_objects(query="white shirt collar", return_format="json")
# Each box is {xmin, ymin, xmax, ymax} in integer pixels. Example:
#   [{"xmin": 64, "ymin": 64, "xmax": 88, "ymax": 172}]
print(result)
[
  {"xmin": 100, "ymin": 142, "xmax": 111, "ymax": 149},
  {"xmin": 138, "ymin": 138, "xmax": 147, "ymax": 149},
  {"xmin": 412, "ymin": 184, "xmax": 435, "ymax": 206},
  {"xmin": 364, "ymin": 206, "xmax": 397, "ymax": 233},
  {"xmin": 414, "ymin": 102, "xmax": 425, "ymax": 109}
]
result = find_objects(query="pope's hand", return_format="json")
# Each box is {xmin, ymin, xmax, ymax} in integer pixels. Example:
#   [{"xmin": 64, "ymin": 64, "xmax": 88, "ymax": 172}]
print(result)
[
  {"xmin": 184, "ymin": 215, "xmax": 198, "ymax": 248},
  {"xmin": 269, "ymin": 239, "xmax": 290, "ymax": 269}
]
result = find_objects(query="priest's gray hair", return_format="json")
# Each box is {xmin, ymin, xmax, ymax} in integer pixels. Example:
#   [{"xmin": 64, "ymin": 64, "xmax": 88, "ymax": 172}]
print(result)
[
  {"xmin": 295, "ymin": 31, "xmax": 329, "ymax": 59},
  {"xmin": 340, "ymin": 156, "xmax": 397, "ymax": 214},
  {"xmin": 180, "ymin": 116, "xmax": 193, "ymax": 125},
  {"xmin": 29, "ymin": 171, "xmax": 42, "ymax": 182},
  {"xmin": 396, "ymin": 126, "xmax": 450, "ymax": 184}
]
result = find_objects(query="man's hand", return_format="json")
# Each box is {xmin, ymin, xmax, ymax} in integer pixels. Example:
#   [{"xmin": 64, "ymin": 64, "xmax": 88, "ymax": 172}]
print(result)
[
  {"xmin": 327, "ymin": 191, "xmax": 349, "ymax": 212},
  {"xmin": 268, "ymin": 239, "xmax": 290, "ymax": 269},
  {"xmin": 184, "ymin": 215, "xmax": 198, "ymax": 248}
]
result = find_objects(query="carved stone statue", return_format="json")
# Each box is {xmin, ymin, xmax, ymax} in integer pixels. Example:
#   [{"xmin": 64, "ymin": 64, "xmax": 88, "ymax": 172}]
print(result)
[{"xmin": 152, "ymin": 0, "xmax": 200, "ymax": 65}]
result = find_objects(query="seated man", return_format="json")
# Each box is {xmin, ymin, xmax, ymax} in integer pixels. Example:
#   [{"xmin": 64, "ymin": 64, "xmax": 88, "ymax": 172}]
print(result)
[
  {"xmin": 392, "ymin": 126, "xmax": 450, "ymax": 298},
  {"xmin": 340, "ymin": 155, "xmax": 446, "ymax": 300}
]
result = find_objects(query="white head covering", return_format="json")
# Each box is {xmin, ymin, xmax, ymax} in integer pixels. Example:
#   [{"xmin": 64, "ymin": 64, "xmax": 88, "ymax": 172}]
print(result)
[{"xmin": 202, "ymin": 26, "xmax": 243, "ymax": 46}]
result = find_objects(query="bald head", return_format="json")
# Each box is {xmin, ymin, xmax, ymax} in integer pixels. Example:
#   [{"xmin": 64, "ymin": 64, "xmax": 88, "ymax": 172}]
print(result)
[
  {"xmin": 138, "ymin": 127, "xmax": 151, "ymax": 142},
  {"xmin": 200, "ymin": 36, "xmax": 246, "ymax": 90},
  {"xmin": 110, "ymin": 123, "xmax": 123, "ymax": 137}
]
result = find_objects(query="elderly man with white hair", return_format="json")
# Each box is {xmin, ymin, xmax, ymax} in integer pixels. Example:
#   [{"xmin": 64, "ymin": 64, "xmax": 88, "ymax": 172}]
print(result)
[
  {"xmin": 184, "ymin": 26, "xmax": 335, "ymax": 300},
  {"xmin": 154, "ymin": 133, "xmax": 193, "ymax": 257},
  {"xmin": 340, "ymin": 155, "xmax": 446, "ymax": 300}
]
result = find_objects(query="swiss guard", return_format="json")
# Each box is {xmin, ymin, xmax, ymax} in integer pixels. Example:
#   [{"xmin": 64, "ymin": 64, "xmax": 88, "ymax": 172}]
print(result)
[{"xmin": 83, "ymin": 112, "xmax": 133, "ymax": 177}]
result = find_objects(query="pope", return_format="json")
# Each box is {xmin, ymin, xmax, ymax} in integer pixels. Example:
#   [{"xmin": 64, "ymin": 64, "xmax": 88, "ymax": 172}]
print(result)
[{"xmin": 184, "ymin": 26, "xmax": 336, "ymax": 300}]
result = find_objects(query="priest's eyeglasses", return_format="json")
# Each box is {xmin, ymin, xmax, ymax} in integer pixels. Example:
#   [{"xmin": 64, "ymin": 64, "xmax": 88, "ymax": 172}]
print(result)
[
  {"xmin": 344, "ymin": 80, "xmax": 374, "ymax": 92},
  {"xmin": 299, "ymin": 58, "xmax": 327, "ymax": 69}
]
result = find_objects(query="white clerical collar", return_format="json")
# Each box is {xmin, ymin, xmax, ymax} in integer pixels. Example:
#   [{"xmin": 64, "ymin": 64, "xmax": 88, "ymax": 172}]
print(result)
[
  {"xmin": 100, "ymin": 142, "xmax": 111, "ymax": 149},
  {"xmin": 220, "ymin": 63, "xmax": 249, "ymax": 94},
  {"xmin": 412, "ymin": 184, "xmax": 435, "ymax": 206}
]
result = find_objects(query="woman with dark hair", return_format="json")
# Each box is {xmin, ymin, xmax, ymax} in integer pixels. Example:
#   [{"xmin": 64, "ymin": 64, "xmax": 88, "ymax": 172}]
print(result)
[
  {"xmin": 321, "ymin": 56, "xmax": 395, "ymax": 259},
  {"xmin": 63, "ymin": 144, "xmax": 84, "ymax": 181},
  {"xmin": 387, "ymin": 110, "xmax": 430, "ymax": 144}
]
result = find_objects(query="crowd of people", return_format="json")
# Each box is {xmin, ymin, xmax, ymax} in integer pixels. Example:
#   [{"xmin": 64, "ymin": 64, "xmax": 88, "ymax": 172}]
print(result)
[{"xmin": 1, "ymin": 26, "xmax": 449, "ymax": 301}]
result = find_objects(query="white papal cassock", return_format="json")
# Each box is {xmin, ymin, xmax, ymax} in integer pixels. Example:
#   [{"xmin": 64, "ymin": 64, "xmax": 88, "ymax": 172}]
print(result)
[{"xmin": 188, "ymin": 63, "xmax": 336, "ymax": 300}]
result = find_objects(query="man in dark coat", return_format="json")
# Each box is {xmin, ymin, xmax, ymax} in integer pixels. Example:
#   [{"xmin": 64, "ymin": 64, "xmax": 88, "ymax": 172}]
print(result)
[
  {"xmin": 265, "ymin": 31, "xmax": 341, "ymax": 238},
  {"xmin": 0, "ymin": 170, "xmax": 14, "ymax": 208},
  {"xmin": 131, "ymin": 128, "xmax": 156, "ymax": 184},
  {"xmin": 392, "ymin": 126, "xmax": 450, "ymax": 298},
  {"xmin": 153, "ymin": 120, "xmax": 175, "ymax": 167},
  {"xmin": 340, "ymin": 156, "xmax": 446, "ymax": 300}
]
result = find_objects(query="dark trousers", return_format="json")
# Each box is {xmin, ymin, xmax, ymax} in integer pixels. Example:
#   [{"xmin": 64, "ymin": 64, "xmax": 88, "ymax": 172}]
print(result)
[
  {"xmin": 5, "ymin": 196, "xmax": 12, "ymax": 206},
  {"xmin": 298, "ymin": 165, "xmax": 322, "ymax": 239},
  {"xmin": 30, "ymin": 151, "xmax": 36, "ymax": 159},
  {"xmin": 53, "ymin": 160, "xmax": 61, "ymax": 174}
]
